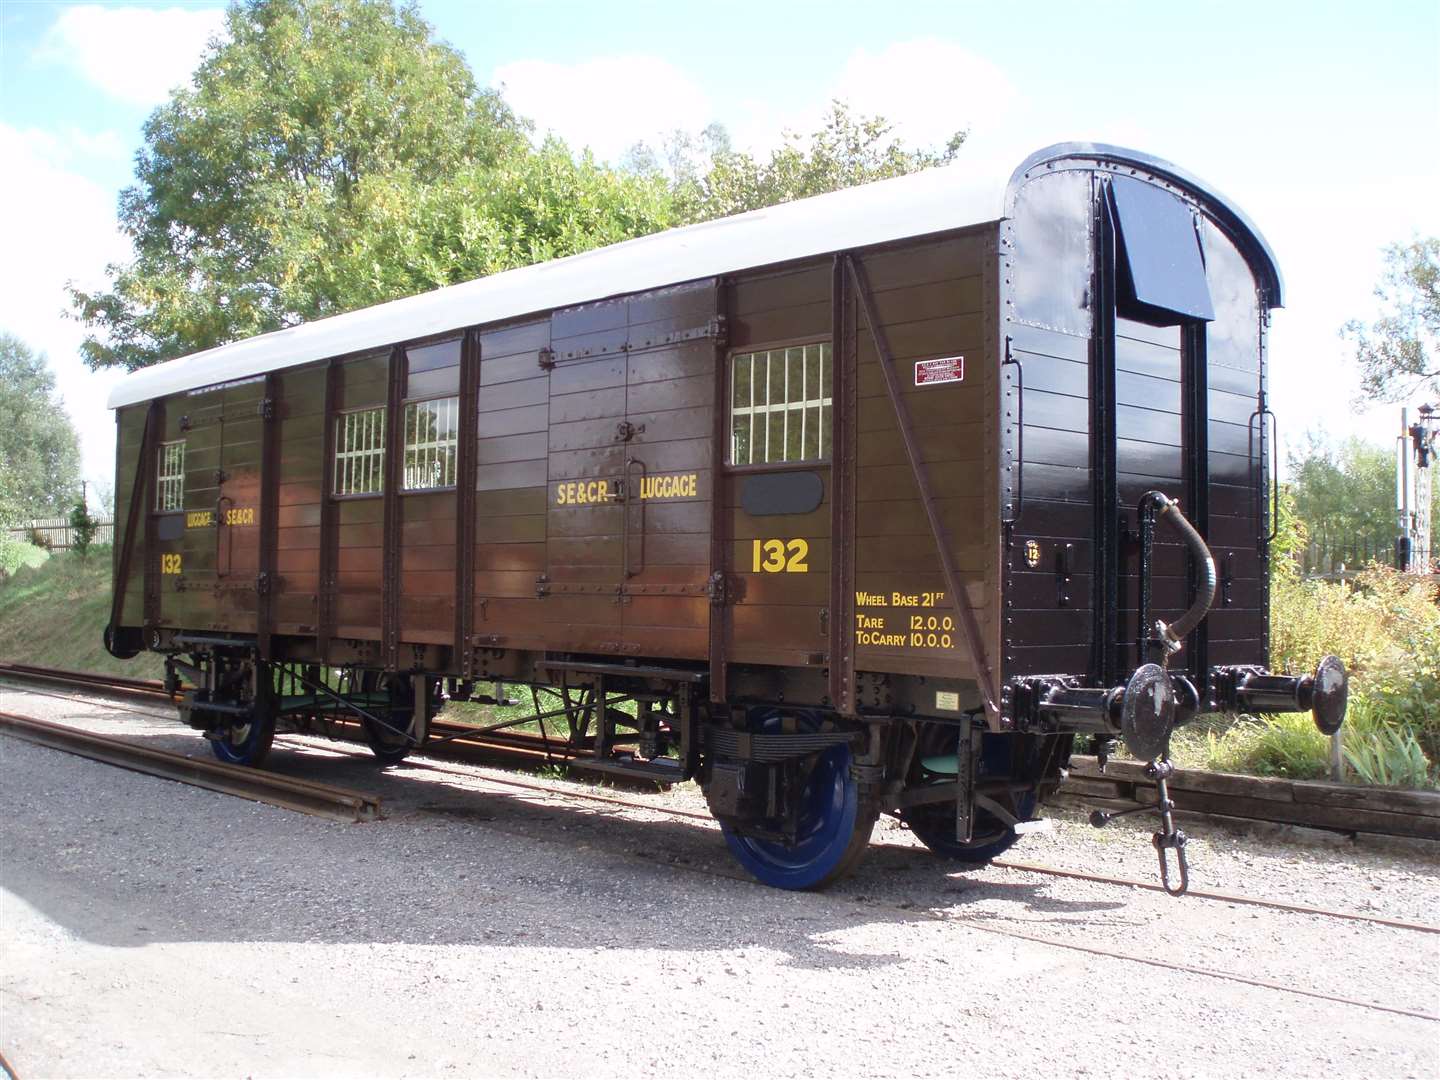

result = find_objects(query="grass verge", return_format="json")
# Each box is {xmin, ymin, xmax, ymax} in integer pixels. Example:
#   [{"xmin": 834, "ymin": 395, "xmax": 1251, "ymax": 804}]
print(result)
[{"xmin": 0, "ymin": 547, "xmax": 164, "ymax": 679}]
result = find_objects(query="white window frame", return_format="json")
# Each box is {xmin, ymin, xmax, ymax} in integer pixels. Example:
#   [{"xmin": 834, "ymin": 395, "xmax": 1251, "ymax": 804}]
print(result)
[
  {"xmin": 156, "ymin": 440, "xmax": 185, "ymax": 512},
  {"xmin": 402, "ymin": 395, "xmax": 459, "ymax": 492},
  {"xmin": 729, "ymin": 343, "xmax": 832, "ymax": 466},
  {"xmin": 334, "ymin": 406, "xmax": 386, "ymax": 497}
]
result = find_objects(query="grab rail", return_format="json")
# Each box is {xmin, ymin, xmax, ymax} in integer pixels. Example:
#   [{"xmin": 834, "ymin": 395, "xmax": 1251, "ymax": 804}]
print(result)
[{"xmin": 1001, "ymin": 343, "xmax": 1024, "ymax": 525}]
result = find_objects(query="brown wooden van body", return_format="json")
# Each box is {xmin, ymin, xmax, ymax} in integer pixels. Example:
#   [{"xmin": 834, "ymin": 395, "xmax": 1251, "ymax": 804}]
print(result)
[{"xmin": 107, "ymin": 145, "xmax": 1334, "ymax": 889}]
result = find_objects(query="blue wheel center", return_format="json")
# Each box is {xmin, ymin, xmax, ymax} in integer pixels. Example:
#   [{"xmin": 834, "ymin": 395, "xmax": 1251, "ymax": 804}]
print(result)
[{"xmin": 720, "ymin": 712, "xmax": 862, "ymax": 889}]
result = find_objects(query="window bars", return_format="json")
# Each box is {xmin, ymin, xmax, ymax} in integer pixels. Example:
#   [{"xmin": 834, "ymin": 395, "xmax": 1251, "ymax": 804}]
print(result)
[
  {"xmin": 729, "ymin": 343, "xmax": 832, "ymax": 465},
  {"xmin": 334, "ymin": 407, "xmax": 386, "ymax": 496},
  {"xmin": 156, "ymin": 440, "xmax": 185, "ymax": 511},
  {"xmin": 402, "ymin": 396, "xmax": 459, "ymax": 491}
]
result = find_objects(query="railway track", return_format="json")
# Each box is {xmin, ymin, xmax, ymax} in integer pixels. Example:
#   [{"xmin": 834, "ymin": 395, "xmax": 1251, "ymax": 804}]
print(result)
[
  {"xmin": 0, "ymin": 662, "xmax": 174, "ymax": 700},
  {"xmin": 0, "ymin": 661, "xmax": 616, "ymax": 779},
  {"xmin": 3, "ymin": 662, "xmax": 1438, "ymax": 942},
  {"xmin": 0, "ymin": 709, "xmax": 381, "ymax": 823}
]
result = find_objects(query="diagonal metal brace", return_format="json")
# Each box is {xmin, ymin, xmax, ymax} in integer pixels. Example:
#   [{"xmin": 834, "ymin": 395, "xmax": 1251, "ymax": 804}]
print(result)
[{"xmin": 844, "ymin": 254, "xmax": 1001, "ymax": 725}]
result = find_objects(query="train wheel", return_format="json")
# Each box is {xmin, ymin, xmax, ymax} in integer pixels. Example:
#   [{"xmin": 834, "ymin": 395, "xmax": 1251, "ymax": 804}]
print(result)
[
  {"xmin": 207, "ymin": 699, "xmax": 276, "ymax": 768},
  {"xmin": 902, "ymin": 793, "xmax": 1036, "ymax": 864},
  {"xmin": 720, "ymin": 711, "xmax": 877, "ymax": 890},
  {"xmin": 899, "ymin": 724, "xmax": 1035, "ymax": 864},
  {"xmin": 358, "ymin": 672, "xmax": 428, "ymax": 766}
]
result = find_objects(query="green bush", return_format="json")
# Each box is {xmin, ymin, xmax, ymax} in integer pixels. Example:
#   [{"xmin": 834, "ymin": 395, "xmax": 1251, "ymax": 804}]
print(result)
[
  {"xmin": 1167, "ymin": 535, "xmax": 1440, "ymax": 788},
  {"xmin": 1341, "ymin": 698, "xmax": 1438, "ymax": 789},
  {"xmin": 0, "ymin": 534, "xmax": 49, "ymax": 579},
  {"xmin": 1171, "ymin": 713, "xmax": 1331, "ymax": 781},
  {"xmin": 69, "ymin": 499, "xmax": 99, "ymax": 556}
]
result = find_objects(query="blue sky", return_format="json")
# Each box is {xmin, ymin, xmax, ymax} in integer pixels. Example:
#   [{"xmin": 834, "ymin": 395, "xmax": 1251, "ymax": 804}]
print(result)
[{"xmin": 2, "ymin": 0, "xmax": 1438, "ymax": 492}]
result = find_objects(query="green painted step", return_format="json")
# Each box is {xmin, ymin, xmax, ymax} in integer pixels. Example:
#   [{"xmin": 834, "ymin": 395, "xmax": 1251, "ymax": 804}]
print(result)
[{"xmin": 921, "ymin": 754, "xmax": 960, "ymax": 775}]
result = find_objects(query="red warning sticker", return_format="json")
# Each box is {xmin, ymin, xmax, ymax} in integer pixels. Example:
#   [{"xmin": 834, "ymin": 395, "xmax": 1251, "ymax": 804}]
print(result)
[{"xmin": 914, "ymin": 355, "xmax": 964, "ymax": 386}]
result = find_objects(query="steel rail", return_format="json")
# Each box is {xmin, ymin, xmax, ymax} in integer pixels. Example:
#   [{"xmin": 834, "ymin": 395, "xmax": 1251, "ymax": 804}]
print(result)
[
  {"xmin": 4, "ymin": 666, "xmax": 1438, "ymax": 936},
  {"xmin": 623, "ymin": 851, "xmax": 1440, "ymax": 1024},
  {"xmin": 0, "ymin": 710, "xmax": 382, "ymax": 823},
  {"xmin": 0, "ymin": 661, "xmax": 174, "ymax": 700}
]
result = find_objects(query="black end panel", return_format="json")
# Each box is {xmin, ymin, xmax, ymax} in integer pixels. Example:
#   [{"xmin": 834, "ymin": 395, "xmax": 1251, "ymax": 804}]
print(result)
[{"xmin": 1000, "ymin": 168, "xmax": 1096, "ymax": 682}]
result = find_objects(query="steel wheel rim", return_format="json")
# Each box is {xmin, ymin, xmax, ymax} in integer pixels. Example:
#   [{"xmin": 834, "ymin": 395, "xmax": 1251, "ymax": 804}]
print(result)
[{"xmin": 721, "ymin": 711, "xmax": 861, "ymax": 889}]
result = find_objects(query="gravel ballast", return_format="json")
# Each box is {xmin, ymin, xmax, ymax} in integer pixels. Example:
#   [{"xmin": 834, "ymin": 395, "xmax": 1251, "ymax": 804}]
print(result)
[{"xmin": 2, "ymin": 683, "xmax": 1437, "ymax": 1078}]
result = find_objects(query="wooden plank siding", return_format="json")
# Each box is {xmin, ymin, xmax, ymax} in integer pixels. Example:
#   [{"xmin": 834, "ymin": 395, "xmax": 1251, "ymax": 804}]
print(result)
[
  {"xmin": 474, "ymin": 317, "xmax": 551, "ymax": 651},
  {"xmin": 844, "ymin": 233, "xmax": 995, "ymax": 680},
  {"xmin": 331, "ymin": 354, "xmax": 389, "ymax": 641}
]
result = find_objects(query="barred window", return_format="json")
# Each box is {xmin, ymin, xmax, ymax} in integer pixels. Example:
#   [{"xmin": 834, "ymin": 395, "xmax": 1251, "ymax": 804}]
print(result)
[
  {"xmin": 156, "ymin": 440, "xmax": 185, "ymax": 512},
  {"xmin": 334, "ymin": 407, "xmax": 386, "ymax": 496},
  {"xmin": 403, "ymin": 396, "xmax": 459, "ymax": 491},
  {"xmin": 730, "ymin": 343, "xmax": 831, "ymax": 465}
]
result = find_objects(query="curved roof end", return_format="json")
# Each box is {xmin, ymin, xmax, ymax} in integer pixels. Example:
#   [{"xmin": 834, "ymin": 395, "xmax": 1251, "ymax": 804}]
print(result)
[{"xmin": 1005, "ymin": 142, "xmax": 1284, "ymax": 308}]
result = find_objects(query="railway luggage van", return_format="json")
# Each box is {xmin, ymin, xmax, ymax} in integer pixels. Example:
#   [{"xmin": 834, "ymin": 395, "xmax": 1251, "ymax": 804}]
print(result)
[{"xmin": 104, "ymin": 143, "xmax": 1349, "ymax": 892}]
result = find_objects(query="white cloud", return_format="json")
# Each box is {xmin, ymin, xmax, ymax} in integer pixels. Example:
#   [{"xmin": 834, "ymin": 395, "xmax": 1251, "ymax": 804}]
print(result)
[
  {"xmin": 493, "ymin": 38, "xmax": 1022, "ymax": 167},
  {"xmin": 830, "ymin": 39, "xmax": 1018, "ymax": 148},
  {"xmin": 493, "ymin": 55, "xmax": 713, "ymax": 163},
  {"xmin": 0, "ymin": 124, "xmax": 132, "ymax": 493},
  {"xmin": 39, "ymin": 4, "xmax": 226, "ymax": 107}
]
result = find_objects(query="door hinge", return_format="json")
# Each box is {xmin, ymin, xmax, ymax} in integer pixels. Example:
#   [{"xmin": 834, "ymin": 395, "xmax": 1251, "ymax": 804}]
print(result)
[{"xmin": 706, "ymin": 571, "xmax": 729, "ymax": 606}]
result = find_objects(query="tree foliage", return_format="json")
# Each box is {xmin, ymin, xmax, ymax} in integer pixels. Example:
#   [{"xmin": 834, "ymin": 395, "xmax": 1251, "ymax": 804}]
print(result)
[
  {"xmin": 1343, "ymin": 237, "xmax": 1440, "ymax": 403},
  {"xmin": 311, "ymin": 139, "xmax": 676, "ymax": 313},
  {"xmin": 663, "ymin": 102, "xmax": 965, "ymax": 223},
  {"xmin": 0, "ymin": 333, "xmax": 82, "ymax": 518},
  {"xmin": 1287, "ymin": 434, "xmax": 1395, "ymax": 558},
  {"xmin": 70, "ymin": 0, "xmax": 528, "ymax": 370},
  {"xmin": 71, "ymin": 2, "xmax": 963, "ymax": 373}
]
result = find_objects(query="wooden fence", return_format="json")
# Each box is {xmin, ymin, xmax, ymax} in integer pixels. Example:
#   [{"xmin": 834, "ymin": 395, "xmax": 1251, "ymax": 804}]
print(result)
[
  {"xmin": 6, "ymin": 517, "xmax": 115, "ymax": 551},
  {"xmin": 1301, "ymin": 528, "xmax": 1398, "ymax": 578},
  {"xmin": 1055, "ymin": 756, "xmax": 1440, "ymax": 841}
]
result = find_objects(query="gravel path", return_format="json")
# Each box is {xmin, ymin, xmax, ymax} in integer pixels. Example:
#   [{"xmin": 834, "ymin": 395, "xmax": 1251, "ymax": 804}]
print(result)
[{"xmin": 2, "ymin": 682, "xmax": 1438, "ymax": 1078}]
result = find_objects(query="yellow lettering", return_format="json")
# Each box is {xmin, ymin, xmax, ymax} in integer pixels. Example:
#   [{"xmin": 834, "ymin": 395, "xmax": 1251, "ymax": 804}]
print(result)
[{"xmin": 761, "ymin": 539, "xmax": 786, "ymax": 572}]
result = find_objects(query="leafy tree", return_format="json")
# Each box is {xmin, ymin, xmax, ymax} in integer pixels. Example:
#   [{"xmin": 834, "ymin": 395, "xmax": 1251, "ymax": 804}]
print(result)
[
  {"xmin": 69, "ymin": 491, "xmax": 100, "ymax": 557},
  {"xmin": 72, "ymin": 2, "xmax": 967, "ymax": 374},
  {"xmin": 667, "ymin": 102, "xmax": 966, "ymax": 223},
  {"xmin": 0, "ymin": 459, "xmax": 24, "ymax": 529},
  {"xmin": 313, "ymin": 138, "xmax": 676, "ymax": 312},
  {"xmin": 0, "ymin": 333, "xmax": 82, "ymax": 517},
  {"xmin": 1342, "ymin": 237, "xmax": 1439, "ymax": 403},
  {"xmin": 1287, "ymin": 435, "xmax": 1395, "ymax": 566},
  {"xmin": 71, "ymin": 0, "xmax": 528, "ymax": 371}
]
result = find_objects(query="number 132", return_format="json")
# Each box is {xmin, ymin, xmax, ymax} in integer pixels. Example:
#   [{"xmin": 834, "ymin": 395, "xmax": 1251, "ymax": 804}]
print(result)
[{"xmin": 751, "ymin": 538, "xmax": 809, "ymax": 573}]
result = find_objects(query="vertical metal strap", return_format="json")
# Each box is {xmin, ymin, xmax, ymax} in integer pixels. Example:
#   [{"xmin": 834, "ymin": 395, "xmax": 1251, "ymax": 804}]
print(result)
[
  {"xmin": 110, "ymin": 400, "xmax": 159, "ymax": 637},
  {"xmin": 1257, "ymin": 306, "xmax": 1273, "ymax": 663},
  {"xmin": 707, "ymin": 280, "xmax": 730, "ymax": 705},
  {"xmin": 455, "ymin": 329, "xmax": 481, "ymax": 678},
  {"xmin": 844, "ymin": 253, "xmax": 1000, "ymax": 723},
  {"xmin": 1182, "ymin": 321, "xmax": 1210, "ymax": 681},
  {"xmin": 382, "ymin": 345, "xmax": 405, "ymax": 670},
  {"xmin": 256, "ymin": 373, "xmax": 280, "ymax": 660},
  {"xmin": 828, "ymin": 254, "xmax": 858, "ymax": 715},
  {"xmin": 318, "ymin": 360, "xmax": 339, "ymax": 661},
  {"xmin": 1092, "ymin": 182, "xmax": 1120, "ymax": 686},
  {"xmin": 143, "ymin": 398, "xmax": 167, "ymax": 628}
]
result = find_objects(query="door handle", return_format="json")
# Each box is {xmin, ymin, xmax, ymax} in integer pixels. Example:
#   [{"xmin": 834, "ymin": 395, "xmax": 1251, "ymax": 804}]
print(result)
[{"xmin": 623, "ymin": 458, "xmax": 646, "ymax": 579}]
